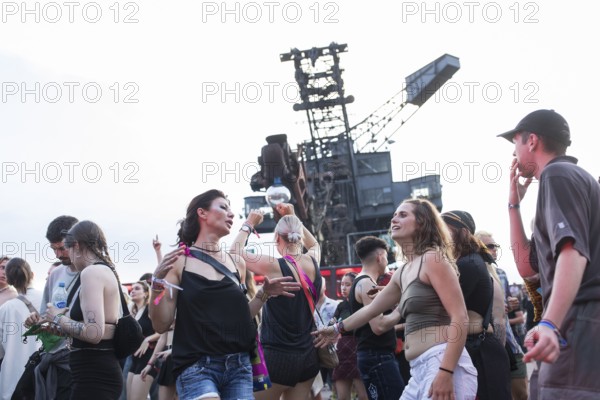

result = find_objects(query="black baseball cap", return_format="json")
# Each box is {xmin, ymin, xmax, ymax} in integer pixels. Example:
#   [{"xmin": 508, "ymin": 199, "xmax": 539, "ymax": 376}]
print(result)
[
  {"xmin": 441, "ymin": 210, "xmax": 476, "ymax": 235},
  {"xmin": 497, "ymin": 109, "xmax": 571, "ymax": 146}
]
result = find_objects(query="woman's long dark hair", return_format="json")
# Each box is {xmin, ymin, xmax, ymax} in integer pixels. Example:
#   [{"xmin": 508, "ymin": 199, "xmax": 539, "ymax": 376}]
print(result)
[
  {"xmin": 176, "ymin": 189, "xmax": 227, "ymax": 247},
  {"xmin": 64, "ymin": 220, "xmax": 115, "ymax": 267},
  {"xmin": 448, "ymin": 226, "xmax": 495, "ymax": 264}
]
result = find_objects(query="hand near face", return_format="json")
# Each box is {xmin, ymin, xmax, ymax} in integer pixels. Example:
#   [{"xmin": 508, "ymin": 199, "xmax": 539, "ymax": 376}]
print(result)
[{"xmin": 509, "ymin": 158, "xmax": 533, "ymax": 204}]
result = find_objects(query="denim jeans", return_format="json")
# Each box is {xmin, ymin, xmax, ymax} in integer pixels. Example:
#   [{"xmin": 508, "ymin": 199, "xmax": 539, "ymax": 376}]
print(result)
[
  {"xmin": 176, "ymin": 352, "xmax": 253, "ymax": 400},
  {"xmin": 357, "ymin": 349, "xmax": 405, "ymax": 400}
]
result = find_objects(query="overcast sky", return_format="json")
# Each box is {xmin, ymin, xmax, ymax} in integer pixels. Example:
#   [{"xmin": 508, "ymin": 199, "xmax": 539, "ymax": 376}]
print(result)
[{"xmin": 1, "ymin": 1, "xmax": 598, "ymax": 288}]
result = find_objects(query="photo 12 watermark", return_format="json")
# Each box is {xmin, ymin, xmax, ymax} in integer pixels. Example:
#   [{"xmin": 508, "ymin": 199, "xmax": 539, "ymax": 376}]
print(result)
[
  {"xmin": 201, "ymin": 81, "xmax": 300, "ymax": 104},
  {"xmin": 1, "ymin": 161, "xmax": 140, "ymax": 184},
  {"xmin": 200, "ymin": 161, "xmax": 261, "ymax": 183},
  {"xmin": 201, "ymin": 1, "xmax": 340, "ymax": 23},
  {"xmin": 1, "ymin": 81, "xmax": 140, "ymax": 104},
  {"xmin": 406, "ymin": 81, "xmax": 540, "ymax": 105},
  {"xmin": 1, "ymin": 1, "xmax": 140, "ymax": 23},
  {"xmin": 1, "ymin": 241, "xmax": 140, "ymax": 264},
  {"xmin": 401, "ymin": 1, "xmax": 540, "ymax": 24},
  {"xmin": 399, "ymin": 161, "xmax": 504, "ymax": 184}
]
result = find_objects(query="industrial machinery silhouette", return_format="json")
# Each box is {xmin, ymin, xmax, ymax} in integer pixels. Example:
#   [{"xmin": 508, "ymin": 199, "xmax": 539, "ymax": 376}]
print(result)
[{"xmin": 246, "ymin": 43, "xmax": 460, "ymax": 267}]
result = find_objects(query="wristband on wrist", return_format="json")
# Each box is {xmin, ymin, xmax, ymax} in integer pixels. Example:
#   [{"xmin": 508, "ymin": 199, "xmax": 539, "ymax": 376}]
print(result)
[
  {"xmin": 439, "ymin": 367, "xmax": 454, "ymax": 375},
  {"xmin": 508, "ymin": 203, "xmax": 520, "ymax": 209},
  {"xmin": 151, "ymin": 276, "xmax": 166, "ymax": 292},
  {"xmin": 539, "ymin": 319, "xmax": 567, "ymax": 347},
  {"xmin": 151, "ymin": 285, "xmax": 165, "ymax": 292},
  {"xmin": 241, "ymin": 222, "xmax": 260, "ymax": 238},
  {"xmin": 257, "ymin": 289, "xmax": 270, "ymax": 303},
  {"xmin": 52, "ymin": 313, "xmax": 64, "ymax": 326},
  {"xmin": 337, "ymin": 320, "xmax": 347, "ymax": 335}
]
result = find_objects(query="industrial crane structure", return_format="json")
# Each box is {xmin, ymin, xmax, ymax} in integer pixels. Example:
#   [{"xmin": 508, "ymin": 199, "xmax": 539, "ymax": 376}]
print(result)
[{"xmin": 247, "ymin": 43, "xmax": 460, "ymax": 268}]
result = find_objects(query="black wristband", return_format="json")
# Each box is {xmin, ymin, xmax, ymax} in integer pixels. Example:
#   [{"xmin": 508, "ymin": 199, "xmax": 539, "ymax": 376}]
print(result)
[
  {"xmin": 508, "ymin": 203, "xmax": 520, "ymax": 209},
  {"xmin": 439, "ymin": 366, "xmax": 454, "ymax": 374}
]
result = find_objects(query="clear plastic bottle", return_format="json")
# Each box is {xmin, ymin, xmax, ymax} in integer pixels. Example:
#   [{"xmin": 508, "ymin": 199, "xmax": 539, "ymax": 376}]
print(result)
[{"xmin": 52, "ymin": 282, "xmax": 68, "ymax": 309}]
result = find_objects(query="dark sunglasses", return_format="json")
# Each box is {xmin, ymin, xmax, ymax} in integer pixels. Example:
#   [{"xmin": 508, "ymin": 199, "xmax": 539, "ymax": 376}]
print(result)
[{"xmin": 486, "ymin": 243, "xmax": 500, "ymax": 250}]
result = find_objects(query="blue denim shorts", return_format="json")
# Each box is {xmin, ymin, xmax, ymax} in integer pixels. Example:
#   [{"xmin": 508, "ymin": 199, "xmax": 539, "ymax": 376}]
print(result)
[{"xmin": 176, "ymin": 352, "xmax": 253, "ymax": 400}]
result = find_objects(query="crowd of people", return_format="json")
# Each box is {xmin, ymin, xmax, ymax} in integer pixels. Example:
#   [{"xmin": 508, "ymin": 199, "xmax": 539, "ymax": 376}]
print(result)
[{"xmin": 0, "ymin": 109, "xmax": 598, "ymax": 400}]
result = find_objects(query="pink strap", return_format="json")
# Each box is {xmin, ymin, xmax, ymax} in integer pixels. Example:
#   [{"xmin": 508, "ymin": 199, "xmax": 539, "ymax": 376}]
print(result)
[{"xmin": 284, "ymin": 255, "xmax": 316, "ymax": 315}]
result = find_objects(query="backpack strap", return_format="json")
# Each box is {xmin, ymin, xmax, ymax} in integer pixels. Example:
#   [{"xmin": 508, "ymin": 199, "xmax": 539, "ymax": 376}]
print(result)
[{"xmin": 17, "ymin": 294, "xmax": 38, "ymax": 314}]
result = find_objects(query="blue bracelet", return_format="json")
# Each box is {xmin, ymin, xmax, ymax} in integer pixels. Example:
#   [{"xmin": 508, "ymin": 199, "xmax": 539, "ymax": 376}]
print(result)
[{"xmin": 538, "ymin": 320, "xmax": 567, "ymax": 347}]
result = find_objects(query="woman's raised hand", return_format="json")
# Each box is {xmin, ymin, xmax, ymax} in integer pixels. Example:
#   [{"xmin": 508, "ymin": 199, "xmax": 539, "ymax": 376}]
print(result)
[
  {"xmin": 275, "ymin": 203, "xmax": 295, "ymax": 216},
  {"xmin": 245, "ymin": 209, "xmax": 265, "ymax": 228}
]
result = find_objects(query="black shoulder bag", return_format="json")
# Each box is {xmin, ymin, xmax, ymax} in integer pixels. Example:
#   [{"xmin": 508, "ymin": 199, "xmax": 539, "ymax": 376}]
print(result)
[{"xmin": 105, "ymin": 264, "xmax": 144, "ymax": 359}]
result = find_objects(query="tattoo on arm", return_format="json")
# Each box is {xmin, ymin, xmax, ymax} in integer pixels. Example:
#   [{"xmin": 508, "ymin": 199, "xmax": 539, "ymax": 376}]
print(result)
[{"xmin": 74, "ymin": 322, "xmax": 84, "ymax": 337}]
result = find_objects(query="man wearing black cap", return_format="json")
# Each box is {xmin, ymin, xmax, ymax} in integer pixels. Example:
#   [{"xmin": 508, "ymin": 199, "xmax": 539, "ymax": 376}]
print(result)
[{"xmin": 499, "ymin": 109, "xmax": 600, "ymax": 398}]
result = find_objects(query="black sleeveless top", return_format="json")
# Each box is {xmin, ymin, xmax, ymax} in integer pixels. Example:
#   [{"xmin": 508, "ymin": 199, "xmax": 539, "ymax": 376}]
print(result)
[
  {"xmin": 136, "ymin": 306, "xmax": 154, "ymax": 338},
  {"xmin": 260, "ymin": 257, "xmax": 322, "ymax": 350},
  {"xmin": 69, "ymin": 264, "xmax": 116, "ymax": 350},
  {"xmin": 349, "ymin": 275, "xmax": 396, "ymax": 352},
  {"xmin": 333, "ymin": 300, "xmax": 353, "ymax": 337},
  {"xmin": 456, "ymin": 253, "xmax": 493, "ymax": 317},
  {"xmin": 171, "ymin": 265, "xmax": 256, "ymax": 378}
]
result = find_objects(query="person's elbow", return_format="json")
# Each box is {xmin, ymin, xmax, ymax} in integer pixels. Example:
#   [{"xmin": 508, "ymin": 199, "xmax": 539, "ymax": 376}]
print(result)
[
  {"xmin": 370, "ymin": 320, "xmax": 392, "ymax": 336},
  {"xmin": 371, "ymin": 325, "xmax": 389, "ymax": 336},
  {"xmin": 452, "ymin": 308, "xmax": 469, "ymax": 332},
  {"xmin": 86, "ymin": 326, "xmax": 105, "ymax": 344},
  {"xmin": 152, "ymin": 320, "xmax": 172, "ymax": 334}
]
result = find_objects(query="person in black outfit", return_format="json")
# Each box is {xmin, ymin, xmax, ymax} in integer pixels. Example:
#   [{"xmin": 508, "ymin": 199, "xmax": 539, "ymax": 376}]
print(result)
[
  {"xmin": 231, "ymin": 203, "xmax": 322, "ymax": 400},
  {"xmin": 442, "ymin": 211, "xmax": 511, "ymax": 400},
  {"xmin": 149, "ymin": 190, "xmax": 298, "ymax": 400},
  {"xmin": 348, "ymin": 236, "xmax": 404, "ymax": 400},
  {"xmin": 39, "ymin": 220, "xmax": 124, "ymax": 399},
  {"xmin": 127, "ymin": 280, "xmax": 161, "ymax": 399},
  {"xmin": 332, "ymin": 272, "xmax": 368, "ymax": 400}
]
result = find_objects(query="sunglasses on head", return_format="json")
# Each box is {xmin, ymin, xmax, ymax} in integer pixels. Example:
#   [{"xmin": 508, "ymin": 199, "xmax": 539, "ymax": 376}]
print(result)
[{"xmin": 486, "ymin": 243, "xmax": 500, "ymax": 249}]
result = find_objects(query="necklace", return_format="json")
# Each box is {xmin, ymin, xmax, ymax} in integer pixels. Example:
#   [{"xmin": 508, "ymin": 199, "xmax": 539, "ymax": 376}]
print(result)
[
  {"xmin": 190, "ymin": 244, "xmax": 221, "ymax": 253},
  {"xmin": 0, "ymin": 286, "xmax": 9, "ymax": 294}
]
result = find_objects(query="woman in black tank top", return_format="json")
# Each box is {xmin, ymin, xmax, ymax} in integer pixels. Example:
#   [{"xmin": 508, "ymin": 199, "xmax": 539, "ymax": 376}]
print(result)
[
  {"xmin": 39, "ymin": 220, "xmax": 123, "ymax": 399},
  {"xmin": 229, "ymin": 202, "xmax": 322, "ymax": 400},
  {"xmin": 148, "ymin": 190, "xmax": 301, "ymax": 400},
  {"xmin": 127, "ymin": 281, "xmax": 161, "ymax": 400}
]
